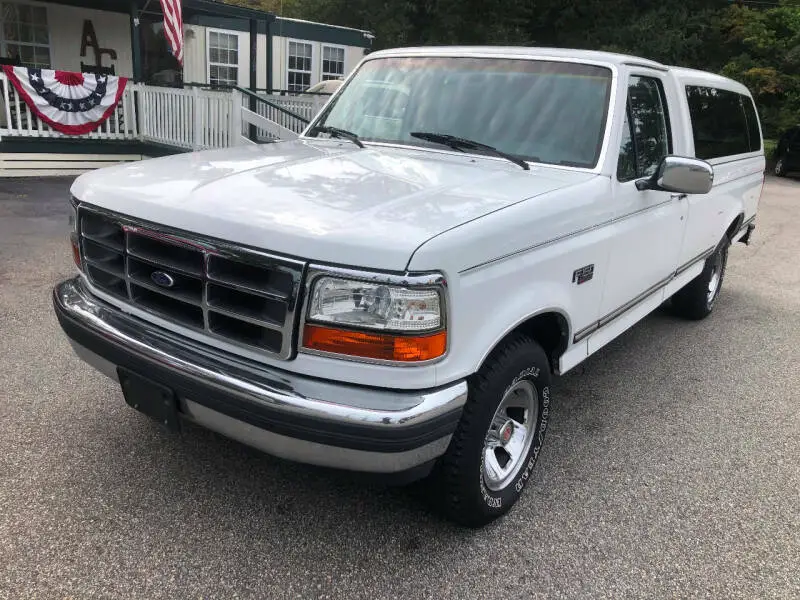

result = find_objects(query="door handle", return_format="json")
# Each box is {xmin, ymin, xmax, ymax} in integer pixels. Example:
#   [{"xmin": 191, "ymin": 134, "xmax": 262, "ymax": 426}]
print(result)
[{"xmin": 670, "ymin": 193, "xmax": 687, "ymax": 201}]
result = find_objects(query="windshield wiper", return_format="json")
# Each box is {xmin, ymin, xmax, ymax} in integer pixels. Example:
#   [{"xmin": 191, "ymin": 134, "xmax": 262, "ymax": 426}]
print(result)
[
  {"xmin": 410, "ymin": 132, "xmax": 529, "ymax": 171},
  {"xmin": 310, "ymin": 125, "xmax": 365, "ymax": 148}
]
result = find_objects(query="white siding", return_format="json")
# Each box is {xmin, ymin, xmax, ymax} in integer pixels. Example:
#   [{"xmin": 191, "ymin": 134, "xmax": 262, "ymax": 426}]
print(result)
[
  {"xmin": 182, "ymin": 24, "xmax": 206, "ymax": 84},
  {"xmin": 236, "ymin": 30, "xmax": 271, "ymax": 89},
  {"xmin": 186, "ymin": 26, "xmax": 269, "ymax": 88},
  {"xmin": 271, "ymin": 35, "xmax": 282, "ymax": 89},
  {"xmin": 257, "ymin": 32, "xmax": 267, "ymax": 88},
  {"xmin": 187, "ymin": 25, "xmax": 366, "ymax": 90},
  {"xmin": 45, "ymin": 2, "xmax": 133, "ymax": 77},
  {"xmin": 344, "ymin": 45, "xmax": 366, "ymax": 77},
  {"xmin": 1, "ymin": 4, "xmax": 365, "ymax": 88},
  {"xmin": 271, "ymin": 34, "xmax": 366, "ymax": 90}
]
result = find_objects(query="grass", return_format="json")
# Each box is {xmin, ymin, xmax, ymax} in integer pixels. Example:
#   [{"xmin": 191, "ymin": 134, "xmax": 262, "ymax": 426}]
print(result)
[{"xmin": 764, "ymin": 139, "xmax": 777, "ymax": 160}]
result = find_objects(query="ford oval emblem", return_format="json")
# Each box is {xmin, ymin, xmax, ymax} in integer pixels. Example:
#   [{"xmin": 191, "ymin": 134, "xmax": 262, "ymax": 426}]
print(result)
[{"xmin": 151, "ymin": 270, "xmax": 175, "ymax": 288}]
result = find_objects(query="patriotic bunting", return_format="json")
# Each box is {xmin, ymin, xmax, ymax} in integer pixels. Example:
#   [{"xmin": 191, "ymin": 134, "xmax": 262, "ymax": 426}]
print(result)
[{"xmin": 1, "ymin": 66, "xmax": 128, "ymax": 135}]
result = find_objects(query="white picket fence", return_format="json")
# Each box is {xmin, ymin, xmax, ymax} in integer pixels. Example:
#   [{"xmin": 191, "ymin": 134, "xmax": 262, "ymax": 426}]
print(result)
[{"xmin": 0, "ymin": 71, "xmax": 327, "ymax": 151}]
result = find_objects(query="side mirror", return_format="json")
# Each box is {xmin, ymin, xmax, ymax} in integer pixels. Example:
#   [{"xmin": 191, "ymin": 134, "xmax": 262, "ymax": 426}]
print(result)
[{"xmin": 635, "ymin": 155, "xmax": 714, "ymax": 194}]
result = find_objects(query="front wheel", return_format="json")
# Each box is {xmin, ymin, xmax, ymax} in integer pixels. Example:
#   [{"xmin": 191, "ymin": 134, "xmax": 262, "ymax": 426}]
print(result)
[
  {"xmin": 671, "ymin": 237, "xmax": 729, "ymax": 320},
  {"xmin": 433, "ymin": 334, "xmax": 551, "ymax": 527}
]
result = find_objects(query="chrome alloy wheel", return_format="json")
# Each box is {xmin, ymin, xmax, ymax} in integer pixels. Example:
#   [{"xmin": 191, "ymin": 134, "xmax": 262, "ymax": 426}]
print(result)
[
  {"xmin": 482, "ymin": 379, "xmax": 538, "ymax": 491},
  {"xmin": 707, "ymin": 250, "xmax": 723, "ymax": 306},
  {"xmin": 708, "ymin": 267, "xmax": 721, "ymax": 304}
]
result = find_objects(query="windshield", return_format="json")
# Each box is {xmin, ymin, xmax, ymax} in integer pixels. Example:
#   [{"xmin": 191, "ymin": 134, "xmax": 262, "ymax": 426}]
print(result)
[{"xmin": 308, "ymin": 56, "xmax": 613, "ymax": 169}]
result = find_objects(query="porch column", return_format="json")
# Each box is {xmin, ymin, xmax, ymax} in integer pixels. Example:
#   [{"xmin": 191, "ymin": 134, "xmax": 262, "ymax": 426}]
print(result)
[
  {"xmin": 129, "ymin": 0, "xmax": 142, "ymax": 82},
  {"xmin": 248, "ymin": 18, "xmax": 258, "ymax": 142}
]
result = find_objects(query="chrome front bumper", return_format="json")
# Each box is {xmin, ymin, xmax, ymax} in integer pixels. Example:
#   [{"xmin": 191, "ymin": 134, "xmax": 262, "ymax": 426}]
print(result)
[{"xmin": 53, "ymin": 277, "xmax": 467, "ymax": 475}]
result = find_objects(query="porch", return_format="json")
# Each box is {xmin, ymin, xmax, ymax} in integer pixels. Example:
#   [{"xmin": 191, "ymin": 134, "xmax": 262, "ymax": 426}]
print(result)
[
  {"xmin": 0, "ymin": 70, "xmax": 325, "ymax": 175},
  {"xmin": 0, "ymin": 0, "xmax": 343, "ymax": 175}
]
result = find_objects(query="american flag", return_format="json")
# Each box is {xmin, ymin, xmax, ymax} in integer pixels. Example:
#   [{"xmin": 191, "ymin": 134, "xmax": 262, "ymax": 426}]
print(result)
[{"xmin": 159, "ymin": 0, "xmax": 183, "ymax": 64}]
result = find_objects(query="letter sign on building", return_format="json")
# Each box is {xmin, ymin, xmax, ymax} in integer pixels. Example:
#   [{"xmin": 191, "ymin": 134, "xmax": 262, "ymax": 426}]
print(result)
[{"xmin": 80, "ymin": 20, "xmax": 118, "ymax": 70}]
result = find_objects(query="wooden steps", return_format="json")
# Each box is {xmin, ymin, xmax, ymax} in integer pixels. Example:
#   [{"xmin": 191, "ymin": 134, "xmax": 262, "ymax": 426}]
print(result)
[{"xmin": 0, "ymin": 152, "xmax": 146, "ymax": 177}]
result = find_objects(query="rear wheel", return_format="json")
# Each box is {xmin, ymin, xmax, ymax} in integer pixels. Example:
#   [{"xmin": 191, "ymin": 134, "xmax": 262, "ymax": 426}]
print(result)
[
  {"xmin": 433, "ymin": 334, "xmax": 551, "ymax": 527},
  {"xmin": 671, "ymin": 237, "xmax": 729, "ymax": 320}
]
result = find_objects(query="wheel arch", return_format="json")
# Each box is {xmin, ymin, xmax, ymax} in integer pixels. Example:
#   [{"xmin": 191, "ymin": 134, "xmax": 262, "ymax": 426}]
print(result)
[
  {"xmin": 725, "ymin": 212, "xmax": 745, "ymax": 242},
  {"xmin": 478, "ymin": 309, "xmax": 571, "ymax": 374}
]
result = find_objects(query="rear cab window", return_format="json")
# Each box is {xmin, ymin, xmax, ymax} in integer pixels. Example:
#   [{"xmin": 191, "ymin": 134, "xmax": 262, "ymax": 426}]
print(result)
[{"xmin": 685, "ymin": 85, "xmax": 762, "ymax": 159}]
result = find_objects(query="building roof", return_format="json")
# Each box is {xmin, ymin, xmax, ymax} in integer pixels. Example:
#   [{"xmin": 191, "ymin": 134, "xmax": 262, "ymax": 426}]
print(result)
[
  {"xmin": 275, "ymin": 16, "xmax": 373, "ymax": 36},
  {"xmin": 190, "ymin": 13, "xmax": 374, "ymax": 47},
  {"xmin": 44, "ymin": 0, "xmax": 275, "ymax": 21},
  {"xmin": 192, "ymin": 0, "xmax": 275, "ymax": 20},
  {"xmin": 46, "ymin": 0, "xmax": 373, "ymax": 46}
]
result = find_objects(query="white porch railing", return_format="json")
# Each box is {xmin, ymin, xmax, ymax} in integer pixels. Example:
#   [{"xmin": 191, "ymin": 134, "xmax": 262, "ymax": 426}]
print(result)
[
  {"xmin": 257, "ymin": 94, "xmax": 328, "ymax": 124},
  {"xmin": 0, "ymin": 70, "xmax": 138, "ymax": 140},
  {"xmin": 0, "ymin": 72, "xmax": 329, "ymax": 152},
  {"xmin": 135, "ymin": 84, "xmax": 236, "ymax": 150},
  {"xmin": 236, "ymin": 90, "xmax": 315, "ymax": 142}
]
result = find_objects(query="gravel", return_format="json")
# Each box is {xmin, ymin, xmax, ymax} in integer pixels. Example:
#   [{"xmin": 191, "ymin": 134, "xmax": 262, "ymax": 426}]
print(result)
[{"xmin": 1, "ymin": 175, "xmax": 798, "ymax": 599}]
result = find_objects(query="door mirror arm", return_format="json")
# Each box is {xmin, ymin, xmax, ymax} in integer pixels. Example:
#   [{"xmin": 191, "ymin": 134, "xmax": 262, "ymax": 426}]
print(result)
[
  {"xmin": 635, "ymin": 177, "xmax": 655, "ymax": 191},
  {"xmin": 635, "ymin": 155, "xmax": 714, "ymax": 195}
]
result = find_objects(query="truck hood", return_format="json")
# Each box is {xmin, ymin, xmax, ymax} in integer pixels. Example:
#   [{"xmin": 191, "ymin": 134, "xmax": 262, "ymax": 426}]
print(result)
[{"xmin": 72, "ymin": 140, "xmax": 595, "ymax": 271}]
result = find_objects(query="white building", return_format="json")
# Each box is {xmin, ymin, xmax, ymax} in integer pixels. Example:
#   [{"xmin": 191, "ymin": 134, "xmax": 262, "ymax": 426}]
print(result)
[
  {"xmin": 0, "ymin": 0, "xmax": 373, "ymax": 175},
  {"xmin": 0, "ymin": 0, "xmax": 372, "ymax": 88},
  {"xmin": 183, "ymin": 16, "xmax": 371, "ymax": 92}
]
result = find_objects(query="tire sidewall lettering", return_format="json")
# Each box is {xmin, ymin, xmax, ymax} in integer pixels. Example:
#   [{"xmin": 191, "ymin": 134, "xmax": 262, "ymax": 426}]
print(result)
[
  {"xmin": 515, "ymin": 384, "xmax": 549, "ymax": 494},
  {"xmin": 479, "ymin": 451, "xmax": 503, "ymax": 508},
  {"xmin": 479, "ymin": 365, "xmax": 550, "ymax": 508}
]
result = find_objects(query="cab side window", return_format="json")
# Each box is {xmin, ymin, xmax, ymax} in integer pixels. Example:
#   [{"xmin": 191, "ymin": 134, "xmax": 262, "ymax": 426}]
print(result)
[
  {"xmin": 685, "ymin": 86, "xmax": 760, "ymax": 158},
  {"xmin": 617, "ymin": 76, "xmax": 671, "ymax": 182}
]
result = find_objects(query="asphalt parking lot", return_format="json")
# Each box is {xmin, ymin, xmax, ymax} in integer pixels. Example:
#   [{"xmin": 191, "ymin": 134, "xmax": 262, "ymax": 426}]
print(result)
[{"xmin": 1, "ymin": 175, "xmax": 798, "ymax": 599}]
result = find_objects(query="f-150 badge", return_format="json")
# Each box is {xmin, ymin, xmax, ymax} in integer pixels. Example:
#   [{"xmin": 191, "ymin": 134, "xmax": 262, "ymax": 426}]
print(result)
[{"xmin": 572, "ymin": 265, "xmax": 594, "ymax": 285}]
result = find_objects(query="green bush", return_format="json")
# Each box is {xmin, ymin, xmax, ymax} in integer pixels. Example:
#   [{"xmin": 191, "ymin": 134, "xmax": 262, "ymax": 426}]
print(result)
[{"xmin": 763, "ymin": 139, "xmax": 778, "ymax": 161}]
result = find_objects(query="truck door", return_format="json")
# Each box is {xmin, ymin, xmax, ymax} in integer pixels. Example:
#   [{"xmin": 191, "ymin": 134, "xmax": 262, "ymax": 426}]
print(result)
[{"xmin": 598, "ymin": 72, "xmax": 688, "ymax": 323}]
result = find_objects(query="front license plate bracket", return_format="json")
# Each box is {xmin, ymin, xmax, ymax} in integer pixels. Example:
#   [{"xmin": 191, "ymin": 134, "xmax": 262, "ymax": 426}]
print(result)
[{"xmin": 117, "ymin": 367, "xmax": 180, "ymax": 432}]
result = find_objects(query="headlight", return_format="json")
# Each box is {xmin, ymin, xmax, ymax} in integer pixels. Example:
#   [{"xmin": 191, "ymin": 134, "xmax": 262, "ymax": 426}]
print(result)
[
  {"xmin": 308, "ymin": 277, "xmax": 442, "ymax": 332},
  {"xmin": 302, "ymin": 271, "xmax": 447, "ymax": 363}
]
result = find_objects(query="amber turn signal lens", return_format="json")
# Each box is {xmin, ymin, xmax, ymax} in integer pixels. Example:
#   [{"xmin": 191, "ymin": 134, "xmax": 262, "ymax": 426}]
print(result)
[
  {"xmin": 70, "ymin": 236, "xmax": 81, "ymax": 269},
  {"xmin": 302, "ymin": 325, "xmax": 446, "ymax": 362}
]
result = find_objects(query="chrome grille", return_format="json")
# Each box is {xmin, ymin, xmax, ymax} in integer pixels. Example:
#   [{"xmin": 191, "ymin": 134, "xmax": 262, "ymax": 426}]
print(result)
[{"xmin": 78, "ymin": 206, "xmax": 305, "ymax": 359}]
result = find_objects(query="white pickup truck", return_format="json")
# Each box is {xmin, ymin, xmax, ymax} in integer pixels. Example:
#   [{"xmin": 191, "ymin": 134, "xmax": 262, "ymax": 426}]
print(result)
[{"xmin": 54, "ymin": 47, "xmax": 764, "ymax": 526}]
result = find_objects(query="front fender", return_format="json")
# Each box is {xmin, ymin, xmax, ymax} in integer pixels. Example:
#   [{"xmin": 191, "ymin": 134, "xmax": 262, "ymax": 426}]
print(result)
[
  {"xmin": 461, "ymin": 281, "xmax": 573, "ymax": 373},
  {"xmin": 437, "ymin": 262, "xmax": 582, "ymax": 383}
]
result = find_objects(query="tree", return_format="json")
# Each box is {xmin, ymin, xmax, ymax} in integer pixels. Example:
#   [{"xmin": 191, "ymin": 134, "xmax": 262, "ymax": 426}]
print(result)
[
  {"xmin": 721, "ymin": 1, "xmax": 800, "ymax": 136},
  {"xmin": 227, "ymin": 0, "xmax": 798, "ymax": 136}
]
